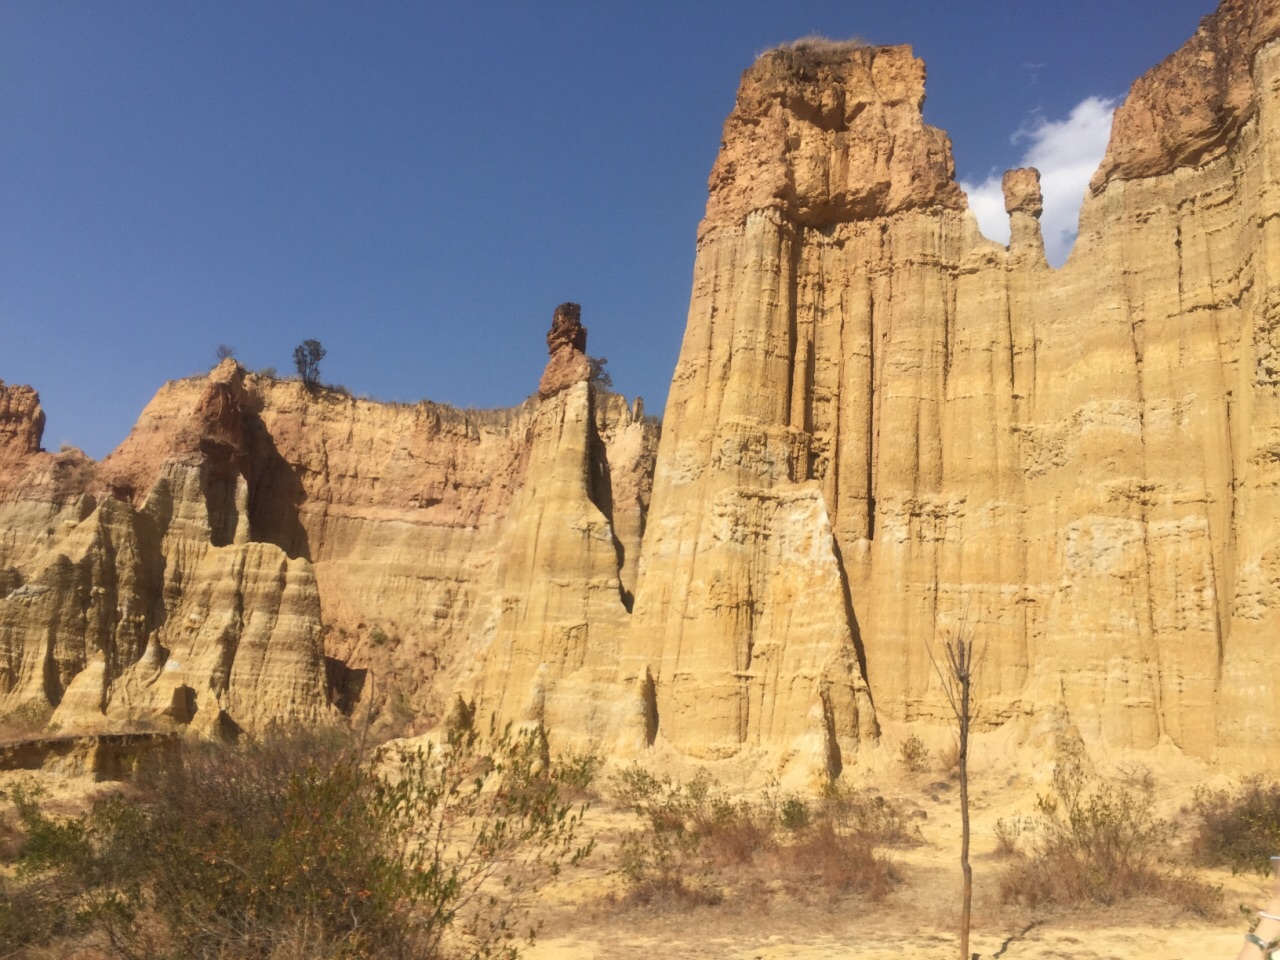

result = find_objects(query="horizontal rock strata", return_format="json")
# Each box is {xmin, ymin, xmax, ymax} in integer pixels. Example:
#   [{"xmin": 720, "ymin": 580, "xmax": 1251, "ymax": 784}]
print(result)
[{"xmin": 631, "ymin": 0, "xmax": 1280, "ymax": 767}]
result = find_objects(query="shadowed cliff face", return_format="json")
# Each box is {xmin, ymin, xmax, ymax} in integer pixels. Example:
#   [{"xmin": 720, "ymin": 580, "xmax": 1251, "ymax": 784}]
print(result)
[{"xmin": 4, "ymin": 0, "xmax": 1280, "ymax": 772}]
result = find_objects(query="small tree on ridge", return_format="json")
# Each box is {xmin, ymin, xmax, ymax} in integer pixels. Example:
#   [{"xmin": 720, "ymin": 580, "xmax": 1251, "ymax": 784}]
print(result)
[{"xmin": 293, "ymin": 339, "xmax": 326, "ymax": 388}]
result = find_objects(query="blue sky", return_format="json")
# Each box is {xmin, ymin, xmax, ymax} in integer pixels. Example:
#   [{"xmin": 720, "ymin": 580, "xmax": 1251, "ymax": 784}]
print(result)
[{"xmin": 2, "ymin": 1, "xmax": 1216, "ymax": 458}]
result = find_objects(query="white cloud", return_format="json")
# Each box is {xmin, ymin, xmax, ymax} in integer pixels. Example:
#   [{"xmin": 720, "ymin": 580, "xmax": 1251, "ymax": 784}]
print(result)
[{"xmin": 960, "ymin": 96, "xmax": 1117, "ymax": 267}]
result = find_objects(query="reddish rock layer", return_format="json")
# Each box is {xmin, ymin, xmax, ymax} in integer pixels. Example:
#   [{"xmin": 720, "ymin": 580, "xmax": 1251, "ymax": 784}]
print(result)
[{"xmin": 1091, "ymin": 0, "xmax": 1280, "ymax": 192}]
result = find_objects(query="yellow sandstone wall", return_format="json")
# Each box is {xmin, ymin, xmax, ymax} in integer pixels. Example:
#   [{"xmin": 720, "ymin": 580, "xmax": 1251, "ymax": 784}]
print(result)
[{"xmin": 4, "ymin": 0, "xmax": 1280, "ymax": 772}]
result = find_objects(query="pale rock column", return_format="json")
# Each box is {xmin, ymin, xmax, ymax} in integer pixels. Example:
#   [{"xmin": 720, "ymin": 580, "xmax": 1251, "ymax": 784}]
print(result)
[{"xmin": 1003, "ymin": 168, "xmax": 1048, "ymax": 268}]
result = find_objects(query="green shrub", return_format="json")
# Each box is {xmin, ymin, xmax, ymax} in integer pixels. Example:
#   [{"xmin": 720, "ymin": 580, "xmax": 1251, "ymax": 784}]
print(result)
[
  {"xmin": 899, "ymin": 734, "xmax": 929, "ymax": 772},
  {"xmin": 1192, "ymin": 778, "xmax": 1280, "ymax": 872},
  {"xmin": 1000, "ymin": 745, "xmax": 1219, "ymax": 915},
  {"xmin": 612, "ymin": 766, "xmax": 720, "ymax": 906},
  {"xmin": 780, "ymin": 796, "xmax": 811, "ymax": 832},
  {"xmin": 551, "ymin": 749, "xmax": 604, "ymax": 800},
  {"xmin": 4, "ymin": 724, "xmax": 592, "ymax": 959}
]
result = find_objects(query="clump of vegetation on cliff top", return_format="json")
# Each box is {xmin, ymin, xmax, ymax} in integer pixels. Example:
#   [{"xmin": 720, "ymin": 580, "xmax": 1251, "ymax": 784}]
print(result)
[
  {"xmin": 1, "ymin": 723, "xmax": 592, "ymax": 960},
  {"xmin": 761, "ymin": 34, "xmax": 870, "ymax": 69}
]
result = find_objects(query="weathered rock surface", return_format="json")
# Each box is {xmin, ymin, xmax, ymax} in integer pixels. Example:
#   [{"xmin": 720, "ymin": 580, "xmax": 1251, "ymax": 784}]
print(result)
[
  {"xmin": 539, "ymin": 302, "xmax": 593, "ymax": 398},
  {"xmin": 0, "ymin": 360, "xmax": 332, "ymax": 736},
  {"xmin": 6, "ymin": 0, "xmax": 1280, "ymax": 773},
  {"xmin": 630, "ymin": 0, "xmax": 1280, "ymax": 767},
  {"xmin": 0, "ymin": 322, "xmax": 658, "ymax": 740},
  {"xmin": 0, "ymin": 383, "xmax": 44, "ymax": 464},
  {"xmin": 1091, "ymin": 0, "xmax": 1280, "ymax": 191}
]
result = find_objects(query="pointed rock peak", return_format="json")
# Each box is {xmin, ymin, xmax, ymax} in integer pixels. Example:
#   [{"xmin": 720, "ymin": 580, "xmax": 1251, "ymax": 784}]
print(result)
[
  {"xmin": 0, "ymin": 380, "xmax": 46, "ymax": 458},
  {"xmin": 190, "ymin": 377, "xmax": 247, "ymax": 460},
  {"xmin": 538, "ymin": 301, "xmax": 592, "ymax": 398},
  {"xmin": 209, "ymin": 356, "xmax": 246, "ymax": 388},
  {"xmin": 188, "ymin": 358, "xmax": 250, "ymax": 459}
]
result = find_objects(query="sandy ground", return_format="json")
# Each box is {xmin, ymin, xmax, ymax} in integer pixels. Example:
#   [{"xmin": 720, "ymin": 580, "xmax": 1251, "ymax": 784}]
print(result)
[
  {"xmin": 522, "ymin": 732, "xmax": 1266, "ymax": 960},
  {"xmin": 1, "ymin": 727, "xmax": 1267, "ymax": 960}
]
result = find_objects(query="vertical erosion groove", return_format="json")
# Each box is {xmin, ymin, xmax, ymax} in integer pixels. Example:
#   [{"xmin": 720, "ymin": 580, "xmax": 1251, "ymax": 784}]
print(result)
[
  {"xmin": 831, "ymin": 536, "xmax": 874, "ymax": 706},
  {"xmin": 866, "ymin": 281, "xmax": 878, "ymax": 541},
  {"xmin": 642, "ymin": 668, "xmax": 658, "ymax": 746},
  {"xmin": 785, "ymin": 220, "xmax": 802, "ymax": 436}
]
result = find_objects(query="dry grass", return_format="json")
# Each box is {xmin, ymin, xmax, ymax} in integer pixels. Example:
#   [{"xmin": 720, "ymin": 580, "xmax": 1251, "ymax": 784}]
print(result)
[
  {"xmin": 757, "ymin": 35, "xmax": 871, "ymax": 72},
  {"xmin": 1191, "ymin": 777, "xmax": 1280, "ymax": 872},
  {"xmin": 771, "ymin": 820, "xmax": 900, "ymax": 902},
  {"xmin": 999, "ymin": 748, "xmax": 1221, "ymax": 917},
  {"xmin": 610, "ymin": 767, "xmax": 908, "ymax": 911},
  {"xmin": 778, "ymin": 35, "xmax": 869, "ymax": 55}
]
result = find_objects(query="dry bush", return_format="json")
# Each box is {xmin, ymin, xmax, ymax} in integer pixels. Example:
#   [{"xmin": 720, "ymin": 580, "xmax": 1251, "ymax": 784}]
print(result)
[
  {"xmin": 817, "ymin": 780, "xmax": 920, "ymax": 847},
  {"xmin": 3, "ymin": 724, "xmax": 592, "ymax": 960},
  {"xmin": 611, "ymin": 768, "xmax": 906, "ymax": 909},
  {"xmin": 939, "ymin": 739, "xmax": 961, "ymax": 777},
  {"xmin": 702, "ymin": 801, "xmax": 771, "ymax": 867},
  {"xmin": 0, "ymin": 870, "xmax": 80, "ymax": 958},
  {"xmin": 612, "ymin": 766, "xmax": 728, "ymax": 907},
  {"xmin": 993, "ymin": 816, "xmax": 1027, "ymax": 857},
  {"xmin": 899, "ymin": 735, "xmax": 930, "ymax": 772},
  {"xmin": 781, "ymin": 781, "xmax": 910, "ymax": 902},
  {"xmin": 0, "ymin": 811, "xmax": 24, "ymax": 863},
  {"xmin": 774, "ymin": 820, "xmax": 899, "ymax": 901},
  {"xmin": 549, "ymin": 748, "xmax": 605, "ymax": 802},
  {"xmin": 1114, "ymin": 761, "xmax": 1156, "ymax": 793},
  {"xmin": 1191, "ymin": 778, "xmax": 1280, "ymax": 872},
  {"xmin": 1000, "ymin": 747, "xmax": 1220, "ymax": 916}
]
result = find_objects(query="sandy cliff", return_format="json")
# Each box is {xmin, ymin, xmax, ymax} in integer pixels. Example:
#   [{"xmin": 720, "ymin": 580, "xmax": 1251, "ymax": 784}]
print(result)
[
  {"xmin": 4, "ymin": 0, "xmax": 1280, "ymax": 771},
  {"xmin": 629, "ymin": 0, "xmax": 1280, "ymax": 767},
  {"xmin": 0, "ymin": 318, "xmax": 658, "ymax": 740}
]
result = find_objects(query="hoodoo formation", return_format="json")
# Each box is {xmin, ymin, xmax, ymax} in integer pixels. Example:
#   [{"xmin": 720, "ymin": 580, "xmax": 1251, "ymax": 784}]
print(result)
[{"xmin": 3, "ymin": 0, "xmax": 1280, "ymax": 774}]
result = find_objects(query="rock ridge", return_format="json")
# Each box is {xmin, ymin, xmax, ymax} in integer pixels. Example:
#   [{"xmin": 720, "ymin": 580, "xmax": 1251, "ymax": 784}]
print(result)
[
  {"xmin": 1091, "ymin": 0, "xmax": 1280, "ymax": 191},
  {"xmin": 0, "ymin": 306, "xmax": 659, "ymax": 741}
]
